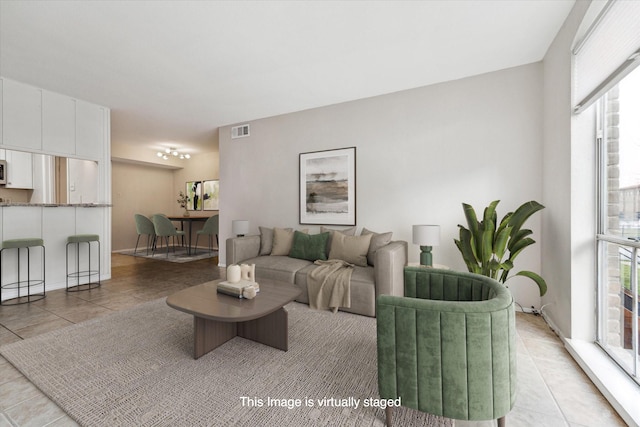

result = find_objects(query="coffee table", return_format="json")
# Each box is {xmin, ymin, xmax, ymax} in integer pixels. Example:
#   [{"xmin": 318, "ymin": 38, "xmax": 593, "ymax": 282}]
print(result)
[{"xmin": 166, "ymin": 279, "xmax": 302, "ymax": 359}]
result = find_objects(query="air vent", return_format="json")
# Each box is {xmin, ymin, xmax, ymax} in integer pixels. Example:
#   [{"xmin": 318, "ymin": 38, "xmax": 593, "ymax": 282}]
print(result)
[{"xmin": 231, "ymin": 124, "xmax": 250, "ymax": 139}]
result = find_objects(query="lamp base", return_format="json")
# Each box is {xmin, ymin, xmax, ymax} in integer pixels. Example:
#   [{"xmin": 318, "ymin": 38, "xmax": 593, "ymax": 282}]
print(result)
[{"xmin": 419, "ymin": 246, "xmax": 433, "ymax": 267}]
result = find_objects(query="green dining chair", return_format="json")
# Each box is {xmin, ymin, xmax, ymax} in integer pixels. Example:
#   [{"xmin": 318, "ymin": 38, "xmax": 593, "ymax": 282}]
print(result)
[
  {"xmin": 151, "ymin": 214, "xmax": 186, "ymax": 257},
  {"xmin": 134, "ymin": 214, "xmax": 156, "ymax": 255},
  {"xmin": 194, "ymin": 215, "xmax": 218, "ymax": 255},
  {"xmin": 377, "ymin": 267, "xmax": 516, "ymax": 426}
]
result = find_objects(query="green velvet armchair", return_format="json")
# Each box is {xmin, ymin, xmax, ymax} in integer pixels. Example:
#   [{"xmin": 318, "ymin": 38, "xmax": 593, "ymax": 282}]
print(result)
[{"xmin": 377, "ymin": 267, "xmax": 516, "ymax": 426}]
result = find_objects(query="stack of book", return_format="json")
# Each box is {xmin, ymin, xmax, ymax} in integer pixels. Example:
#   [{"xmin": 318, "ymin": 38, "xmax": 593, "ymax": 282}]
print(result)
[{"xmin": 217, "ymin": 280, "xmax": 259, "ymax": 298}]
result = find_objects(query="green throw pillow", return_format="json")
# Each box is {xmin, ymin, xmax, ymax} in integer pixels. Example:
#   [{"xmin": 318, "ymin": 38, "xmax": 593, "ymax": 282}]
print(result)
[{"xmin": 289, "ymin": 231, "xmax": 330, "ymax": 261}]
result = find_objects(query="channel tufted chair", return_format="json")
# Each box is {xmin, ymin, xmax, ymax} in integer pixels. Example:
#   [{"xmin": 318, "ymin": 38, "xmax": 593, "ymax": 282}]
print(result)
[{"xmin": 376, "ymin": 267, "xmax": 516, "ymax": 427}]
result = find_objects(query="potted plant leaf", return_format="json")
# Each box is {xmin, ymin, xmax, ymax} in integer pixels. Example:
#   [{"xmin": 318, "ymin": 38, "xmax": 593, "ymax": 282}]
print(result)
[{"xmin": 454, "ymin": 200, "xmax": 547, "ymax": 296}]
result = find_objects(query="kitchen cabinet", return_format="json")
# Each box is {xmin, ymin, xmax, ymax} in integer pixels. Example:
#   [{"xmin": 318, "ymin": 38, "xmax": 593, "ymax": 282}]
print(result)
[
  {"xmin": 76, "ymin": 100, "xmax": 105, "ymax": 159},
  {"xmin": 42, "ymin": 90, "xmax": 76, "ymax": 155},
  {"xmin": 1, "ymin": 149, "xmax": 33, "ymax": 189},
  {"xmin": 1, "ymin": 78, "xmax": 42, "ymax": 151}
]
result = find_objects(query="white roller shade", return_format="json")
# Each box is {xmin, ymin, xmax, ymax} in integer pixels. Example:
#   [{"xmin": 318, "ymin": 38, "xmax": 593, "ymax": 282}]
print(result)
[{"xmin": 573, "ymin": 0, "xmax": 640, "ymax": 113}]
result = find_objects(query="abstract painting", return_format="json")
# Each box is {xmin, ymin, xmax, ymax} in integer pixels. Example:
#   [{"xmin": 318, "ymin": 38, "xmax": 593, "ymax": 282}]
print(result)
[
  {"xmin": 299, "ymin": 147, "xmax": 356, "ymax": 225},
  {"xmin": 186, "ymin": 181, "xmax": 202, "ymax": 211},
  {"xmin": 203, "ymin": 180, "xmax": 220, "ymax": 210}
]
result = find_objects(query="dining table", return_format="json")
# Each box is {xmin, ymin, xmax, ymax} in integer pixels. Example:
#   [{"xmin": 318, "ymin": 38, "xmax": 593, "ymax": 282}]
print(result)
[{"xmin": 167, "ymin": 215, "xmax": 211, "ymax": 255}]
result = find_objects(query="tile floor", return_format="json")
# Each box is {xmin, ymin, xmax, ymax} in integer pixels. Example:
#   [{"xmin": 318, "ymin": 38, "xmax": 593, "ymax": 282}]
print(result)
[{"xmin": 0, "ymin": 254, "xmax": 629, "ymax": 427}]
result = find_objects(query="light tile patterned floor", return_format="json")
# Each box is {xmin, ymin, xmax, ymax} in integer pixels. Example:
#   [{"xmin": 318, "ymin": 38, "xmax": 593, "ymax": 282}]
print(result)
[{"xmin": 0, "ymin": 254, "xmax": 628, "ymax": 427}]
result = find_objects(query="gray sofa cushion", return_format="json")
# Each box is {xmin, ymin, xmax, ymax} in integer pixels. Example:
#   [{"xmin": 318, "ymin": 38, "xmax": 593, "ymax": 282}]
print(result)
[
  {"xmin": 294, "ymin": 264, "xmax": 376, "ymax": 317},
  {"xmin": 243, "ymin": 255, "xmax": 312, "ymax": 283}
]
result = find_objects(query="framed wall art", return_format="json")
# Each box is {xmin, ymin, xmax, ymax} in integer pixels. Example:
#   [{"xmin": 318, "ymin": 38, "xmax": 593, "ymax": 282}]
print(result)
[
  {"xmin": 203, "ymin": 179, "xmax": 220, "ymax": 210},
  {"xmin": 186, "ymin": 181, "xmax": 203, "ymax": 211},
  {"xmin": 299, "ymin": 147, "xmax": 356, "ymax": 225}
]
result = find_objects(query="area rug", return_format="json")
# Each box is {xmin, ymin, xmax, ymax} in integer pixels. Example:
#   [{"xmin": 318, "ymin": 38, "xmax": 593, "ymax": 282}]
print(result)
[
  {"xmin": 116, "ymin": 247, "xmax": 218, "ymax": 263},
  {"xmin": 0, "ymin": 299, "xmax": 452, "ymax": 427}
]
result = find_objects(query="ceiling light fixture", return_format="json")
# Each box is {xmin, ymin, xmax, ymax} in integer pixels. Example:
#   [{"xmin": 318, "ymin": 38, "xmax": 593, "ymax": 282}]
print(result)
[{"xmin": 156, "ymin": 147, "xmax": 191, "ymax": 160}]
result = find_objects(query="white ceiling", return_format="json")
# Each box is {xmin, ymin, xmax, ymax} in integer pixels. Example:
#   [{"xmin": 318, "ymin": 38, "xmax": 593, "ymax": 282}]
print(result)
[{"xmin": 0, "ymin": 0, "xmax": 575, "ymax": 156}]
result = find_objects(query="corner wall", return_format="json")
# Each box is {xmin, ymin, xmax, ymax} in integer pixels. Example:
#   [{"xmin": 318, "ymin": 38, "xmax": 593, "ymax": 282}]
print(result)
[
  {"xmin": 541, "ymin": 0, "xmax": 592, "ymax": 340},
  {"xmin": 220, "ymin": 63, "xmax": 545, "ymax": 309}
]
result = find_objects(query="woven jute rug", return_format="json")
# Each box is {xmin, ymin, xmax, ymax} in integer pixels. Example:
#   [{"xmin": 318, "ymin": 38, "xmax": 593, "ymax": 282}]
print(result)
[{"xmin": 0, "ymin": 299, "xmax": 452, "ymax": 427}]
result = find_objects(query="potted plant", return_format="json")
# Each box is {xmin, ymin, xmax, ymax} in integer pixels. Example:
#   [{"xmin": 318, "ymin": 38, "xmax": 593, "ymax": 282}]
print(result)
[
  {"xmin": 177, "ymin": 191, "xmax": 190, "ymax": 217},
  {"xmin": 454, "ymin": 200, "xmax": 547, "ymax": 296}
]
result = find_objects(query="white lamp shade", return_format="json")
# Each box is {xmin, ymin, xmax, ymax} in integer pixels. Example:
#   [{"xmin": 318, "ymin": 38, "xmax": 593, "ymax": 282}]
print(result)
[
  {"xmin": 232, "ymin": 220, "xmax": 249, "ymax": 236},
  {"xmin": 412, "ymin": 225, "xmax": 440, "ymax": 246}
]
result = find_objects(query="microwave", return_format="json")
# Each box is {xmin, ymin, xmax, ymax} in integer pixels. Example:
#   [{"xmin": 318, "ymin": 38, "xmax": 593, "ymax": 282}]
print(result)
[{"xmin": 0, "ymin": 160, "xmax": 6, "ymax": 185}]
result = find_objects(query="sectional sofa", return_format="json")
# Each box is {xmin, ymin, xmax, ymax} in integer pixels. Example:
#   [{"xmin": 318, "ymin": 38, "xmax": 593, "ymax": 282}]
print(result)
[{"xmin": 226, "ymin": 226, "xmax": 407, "ymax": 317}]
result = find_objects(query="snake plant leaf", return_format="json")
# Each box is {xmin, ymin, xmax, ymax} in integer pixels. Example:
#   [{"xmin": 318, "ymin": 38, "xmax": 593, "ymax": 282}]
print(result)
[
  {"xmin": 508, "ymin": 237, "xmax": 535, "ymax": 263},
  {"xmin": 488, "ymin": 259, "xmax": 502, "ymax": 279},
  {"xmin": 512, "ymin": 229, "xmax": 533, "ymax": 243},
  {"xmin": 494, "ymin": 225, "xmax": 512, "ymax": 259},
  {"xmin": 499, "ymin": 260, "xmax": 514, "ymax": 283},
  {"xmin": 513, "ymin": 270, "xmax": 548, "ymax": 296},
  {"xmin": 463, "ymin": 203, "xmax": 480, "ymax": 236},
  {"xmin": 481, "ymin": 219, "xmax": 495, "ymax": 264},
  {"xmin": 507, "ymin": 201, "xmax": 544, "ymax": 249},
  {"xmin": 455, "ymin": 227, "xmax": 479, "ymax": 272},
  {"xmin": 483, "ymin": 200, "xmax": 500, "ymax": 227}
]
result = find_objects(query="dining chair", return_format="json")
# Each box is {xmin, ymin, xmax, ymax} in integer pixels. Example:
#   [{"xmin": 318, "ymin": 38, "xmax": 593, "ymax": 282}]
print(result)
[
  {"xmin": 151, "ymin": 214, "xmax": 186, "ymax": 257},
  {"xmin": 194, "ymin": 215, "xmax": 219, "ymax": 255},
  {"xmin": 134, "ymin": 214, "xmax": 156, "ymax": 255}
]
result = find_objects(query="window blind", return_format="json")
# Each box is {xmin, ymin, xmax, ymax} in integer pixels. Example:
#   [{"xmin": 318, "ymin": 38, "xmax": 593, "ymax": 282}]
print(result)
[{"xmin": 573, "ymin": 0, "xmax": 640, "ymax": 114}]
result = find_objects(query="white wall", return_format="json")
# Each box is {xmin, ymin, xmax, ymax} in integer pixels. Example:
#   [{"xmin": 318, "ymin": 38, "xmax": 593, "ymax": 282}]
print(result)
[
  {"xmin": 541, "ymin": 0, "xmax": 592, "ymax": 340},
  {"xmin": 220, "ymin": 63, "xmax": 545, "ymax": 309}
]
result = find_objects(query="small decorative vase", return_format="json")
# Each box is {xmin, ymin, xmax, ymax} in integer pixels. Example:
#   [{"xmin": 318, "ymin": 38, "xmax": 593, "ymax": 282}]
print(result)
[
  {"xmin": 183, "ymin": 208, "xmax": 190, "ymax": 217},
  {"xmin": 227, "ymin": 265, "xmax": 241, "ymax": 283},
  {"xmin": 240, "ymin": 264, "xmax": 256, "ymax": 282}
]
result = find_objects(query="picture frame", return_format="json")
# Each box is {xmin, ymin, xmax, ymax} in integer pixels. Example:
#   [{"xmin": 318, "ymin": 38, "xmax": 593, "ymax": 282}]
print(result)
[
  {"xmin": 203, "ymin": 179, "xmax": 220, "ymax": 210},
  {"xmin": 299, "ymin": 147, "xmax": 356, "ymax": 225},
  {"xmin": 186, "ymin": 181, "xmax": 203, "ymax": 211}
]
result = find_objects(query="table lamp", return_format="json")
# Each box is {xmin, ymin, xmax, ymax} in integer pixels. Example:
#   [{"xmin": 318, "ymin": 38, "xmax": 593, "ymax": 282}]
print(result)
[
  {"xmin": 232, "ymin": 220, "xmax": 249, "ymax": 237},
  {"xmin": 412, "ymin": 225, "xmax": 440, "ymax": 267}
]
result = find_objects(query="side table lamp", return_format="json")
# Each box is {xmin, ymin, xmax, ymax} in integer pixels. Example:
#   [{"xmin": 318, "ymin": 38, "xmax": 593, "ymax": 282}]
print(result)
[
  {"xmin": 412, "ymin": 224, "xmax": 441, "ymax": 267},
  {"xmin": 232, "ymin": 220, "xmax": 249, "ymax": 237}
]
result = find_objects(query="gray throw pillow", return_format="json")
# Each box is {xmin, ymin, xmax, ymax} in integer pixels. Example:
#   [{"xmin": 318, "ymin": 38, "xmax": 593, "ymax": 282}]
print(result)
[
  {"xmin": 328, "ymin": 232, "xmax": 372, "ymax": 267},
  {"xmin": 361, "ymin": 228, "xmax": 393, "ymax": 266},
  {"xmin": 271, "ymin": 227, "xmax": 307, "ymax": 256},
  {"xmin": 320, "ymin": 226, "xmax": 357, "ymax": 253},
  {"xmin": 259, "ymin": 227, "xmax": 274, "ymax": 255}
]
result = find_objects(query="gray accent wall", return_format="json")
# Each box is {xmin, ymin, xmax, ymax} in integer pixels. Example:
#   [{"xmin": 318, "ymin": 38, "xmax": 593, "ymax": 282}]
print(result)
[{"xmin": 220, "ymin": 62, "xmax": 544, "ymax": 310}]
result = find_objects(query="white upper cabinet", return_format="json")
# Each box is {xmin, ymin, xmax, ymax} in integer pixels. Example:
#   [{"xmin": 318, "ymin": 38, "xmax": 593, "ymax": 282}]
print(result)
[
  {"xmin": 76, "ymin": 100, "xmax": 104, "ymax": 160},
  {"xmin": 4, "ymin": 150, "xmax": 33, "ymax": 189},
  {"xmin": 2, "ymin": 79, "xmax": 42, "ymax": 150},
  {"xmin": 42, "ymin": 90, "xmax": 76, "ymax": 155}
]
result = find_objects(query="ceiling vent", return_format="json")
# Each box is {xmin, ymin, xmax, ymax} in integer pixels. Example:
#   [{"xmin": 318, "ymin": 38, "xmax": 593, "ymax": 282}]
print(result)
[{"xmin": 231, "ymin": 124, "xmax": 250, "ymax": 139}]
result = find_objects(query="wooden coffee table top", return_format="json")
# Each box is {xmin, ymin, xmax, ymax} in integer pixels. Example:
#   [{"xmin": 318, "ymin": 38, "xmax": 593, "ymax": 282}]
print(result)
[{"xmin": 166, "ymin": 279, "xmax": 301, "ymax": 323}]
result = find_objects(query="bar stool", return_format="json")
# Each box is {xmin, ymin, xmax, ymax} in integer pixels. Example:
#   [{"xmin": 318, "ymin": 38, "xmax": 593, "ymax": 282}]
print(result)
[
  {"xmin": 66, "ymin": 234, "xmax": 100, "ymax": 292},
  {"xmin": 0, "ymin": 238, "xmax": 46, "ymax": 305}
]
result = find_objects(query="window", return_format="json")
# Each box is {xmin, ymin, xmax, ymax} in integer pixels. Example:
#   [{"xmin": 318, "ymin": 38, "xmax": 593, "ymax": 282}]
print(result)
[{"xmin": 596, "ymin": 65, "xmax": 640, "ymax": 384}]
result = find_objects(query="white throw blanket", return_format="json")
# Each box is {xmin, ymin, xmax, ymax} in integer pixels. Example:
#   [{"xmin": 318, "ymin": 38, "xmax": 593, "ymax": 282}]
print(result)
[{"xmin": 307, "ymin": 259, "xmax": 354, "ymax": 313}]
